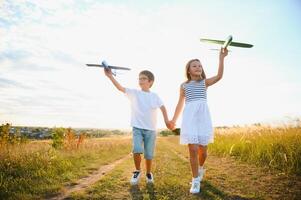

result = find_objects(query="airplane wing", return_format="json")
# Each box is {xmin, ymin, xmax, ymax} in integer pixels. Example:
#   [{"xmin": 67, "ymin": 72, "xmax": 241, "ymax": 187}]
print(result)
[
  {"xmin": 200, "ymin": 39, "xmax": 225, "ymax": 45},
  {"xmin": 200, "ymin": 38, "xmax": 253, "ymax": 48},
  {"xmin": 108, "ymin": 65, "xmax": 131, "ymax": 70},
  {"xmin": 86, "ymin": 64, "xmax": 131, "ymax": 70},
  {"xmin": 86, "ymin": 64, "xmax": 105, "ymax": 67},
  {"xmin": 229, "ymin": 42, "xmax": 253, "ymax": 48}
]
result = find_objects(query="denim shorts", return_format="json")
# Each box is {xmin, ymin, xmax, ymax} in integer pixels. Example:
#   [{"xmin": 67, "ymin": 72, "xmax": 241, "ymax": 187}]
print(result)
[{"xmin": 132, "ymin": 127, "xmax": 156, "ymax": 159}]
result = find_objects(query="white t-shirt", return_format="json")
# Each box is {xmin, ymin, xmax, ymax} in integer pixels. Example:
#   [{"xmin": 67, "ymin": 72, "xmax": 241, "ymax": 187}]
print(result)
[{"xmin": 125, "ymin": 88, "xmax": 164, "ymax": 131}]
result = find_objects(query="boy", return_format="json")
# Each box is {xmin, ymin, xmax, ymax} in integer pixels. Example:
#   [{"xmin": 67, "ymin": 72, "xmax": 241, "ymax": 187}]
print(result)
[{"xmin": 104, "ymin": 68, "xmax": 170, "ymax": 185}]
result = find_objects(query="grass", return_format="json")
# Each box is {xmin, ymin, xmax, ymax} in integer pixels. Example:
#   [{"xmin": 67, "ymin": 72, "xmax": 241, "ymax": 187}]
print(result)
[
  {"xmin": 0, "ymin": 137, "xmax": 132, "ymax": 200},
  {"xmin": 1, "ymin": 126, "xmax": 300, "ymax": 199},
  {"xmin": 209, "ymin": 126, "xmax": 301, "ymax": 175},
  {"xmin": 164, "ymin": 126, "xmax": 301, "ymax": 175}
]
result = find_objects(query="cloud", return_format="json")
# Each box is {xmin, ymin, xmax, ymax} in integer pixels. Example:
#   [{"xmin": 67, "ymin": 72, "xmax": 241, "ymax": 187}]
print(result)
[{"xmin": 0, "ymin": 77, "xmax": 32, "ymax": 89}]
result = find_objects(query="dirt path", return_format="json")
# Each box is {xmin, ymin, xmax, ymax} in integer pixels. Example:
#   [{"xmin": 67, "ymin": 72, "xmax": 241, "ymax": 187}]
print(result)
[
  {"xmin": 47, "ymin": 154, "xmax": 132, "ymax": 200},
  {"xmin": 69, "ymin": 139, "xmax": 257, "ymax": 199},
  {"xmin": 162, "ymin": 138, "xmax": 301, "ymax": 200}
]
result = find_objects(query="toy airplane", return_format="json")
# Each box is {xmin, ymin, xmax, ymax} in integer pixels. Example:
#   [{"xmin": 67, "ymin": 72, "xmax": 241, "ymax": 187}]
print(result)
[
  {"xmin": 200, "ymin": 35, "xmax": 253, "ymax": 49},
  {"xmin": 86, "ymin": 60, "xmax": 131, "ymax": 76}
]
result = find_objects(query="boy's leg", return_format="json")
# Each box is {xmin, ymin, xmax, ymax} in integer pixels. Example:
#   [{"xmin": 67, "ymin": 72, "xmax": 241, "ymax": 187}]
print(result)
[
  {"xmin": 145, "ymin": 159, "xmax": 152, "ymax": 174},
  {"xmin": 143, "ymin": 130, "xmax": 156, "ymax": 173},
  {"xmin": 130, "ymin": 127, "xmax": 144, "ymax": 185},
  {"xmin": 134, "ymin": 153, "xmax": 141, "ymax": 170},
  {"xmin": 132, "ymin": 127, "xmax": 144, "ymax": 170},
  {"xmin": 133, "ymin": 153, "xmax": 141, "ymax": 171}
]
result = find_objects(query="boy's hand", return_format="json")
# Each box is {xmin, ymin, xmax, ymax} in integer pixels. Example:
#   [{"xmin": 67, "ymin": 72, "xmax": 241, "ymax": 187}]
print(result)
[
  {"xmin": 104, "ymin": 68, "xmax": 113, "ymax": 78},
  {"xmin": 102, "ymin": 68, "xmax": 125, "ymax": 92},
  {"xmin": 165, "ymin": 120, "xmax": 171, "ymax": 130},
  {"xmin": 219, "ymin": 47, "xmax": 228, "ymax": 59}
]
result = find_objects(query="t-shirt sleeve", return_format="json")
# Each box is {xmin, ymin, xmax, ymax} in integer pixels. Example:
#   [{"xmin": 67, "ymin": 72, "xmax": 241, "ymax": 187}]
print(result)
[
  {"xmin": 154, "ymin": 94, "xmax": 164, "ymax": 108},
  {"xmin": 125, "ymin": 88, "xmax": 140, "ymax": 104}
]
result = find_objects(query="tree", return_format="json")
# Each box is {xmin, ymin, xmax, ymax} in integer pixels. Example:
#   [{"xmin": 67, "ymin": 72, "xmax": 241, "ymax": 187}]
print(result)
[{"xmin": 51, "ymin": 128, "xmax": 65, "ymax": 149}]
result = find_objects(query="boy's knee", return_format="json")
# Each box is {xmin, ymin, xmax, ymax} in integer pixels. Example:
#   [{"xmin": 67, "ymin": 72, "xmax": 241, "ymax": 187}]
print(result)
[
  {"xmin": 133, "ymin": 153, "xmax": 142, "ymax": 157},
  {"xmin": 144, "ymin": 153, "xmax": 154, "ymax": 160},
  {"xmin": 144, "ymin": 130, "xmax": 156, "ymax": 160},
  {"xmin": 133, "ymin": 141, "xmax": 144, "ymax": 154},
  {"xmin": 133, "ymin": 148, "xmax": 143, "ymax": 154},
  {"xmin": 132, "ymin": 131, "xmax": 143, "ymax": 154},
  {"xmin": 144, "ymin": 143, "xmax": 155, "ymax": 159}
]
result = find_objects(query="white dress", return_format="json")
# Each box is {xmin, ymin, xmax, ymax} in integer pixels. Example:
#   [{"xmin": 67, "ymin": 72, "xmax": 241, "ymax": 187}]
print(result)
[{"xmin": 180, "ymin": 80, "xmax": 214, "ymax": 145}]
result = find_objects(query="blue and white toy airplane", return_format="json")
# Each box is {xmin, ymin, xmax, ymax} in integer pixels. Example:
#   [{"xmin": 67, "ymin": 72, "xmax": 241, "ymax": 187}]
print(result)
[
  {"xmin": 86, "ymin": 60, "xmax": 131, "ymax": 76},
  {"xmin": 200, "ymin": 35, "xmax": 253, "ymax": 49}
]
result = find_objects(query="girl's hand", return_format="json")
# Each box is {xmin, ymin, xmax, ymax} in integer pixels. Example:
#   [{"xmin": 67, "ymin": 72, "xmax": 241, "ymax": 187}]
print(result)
[{"xmin": 220, "ymin": 48, "xmax": 228, "ymax": 59}]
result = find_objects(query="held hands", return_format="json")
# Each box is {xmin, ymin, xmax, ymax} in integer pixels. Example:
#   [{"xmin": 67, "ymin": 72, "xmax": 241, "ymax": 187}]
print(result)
[
  {"xmin": 219, "ymin": 47, "xmax": 228, "ymax": 59},
  {"xmin": 166, "ymin": 120, "xmax": 176, "ymax": 130}
]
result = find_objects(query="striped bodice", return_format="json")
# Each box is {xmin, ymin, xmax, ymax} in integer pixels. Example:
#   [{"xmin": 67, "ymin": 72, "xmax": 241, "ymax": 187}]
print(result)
[{"xmin": 183, "ymin": 80, "xmax": 207, "ymax": 102}]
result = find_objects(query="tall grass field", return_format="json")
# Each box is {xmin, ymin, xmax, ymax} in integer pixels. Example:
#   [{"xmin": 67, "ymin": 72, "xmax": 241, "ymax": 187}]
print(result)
[
  {"xmin": 0, "ymin": 135, "xmax": 132, "ymax": 199},
  {"xmin": 210, "ymin": 126, "xmax": 301, "ymax": 175},
  {"xmin": 0, "ymin": 125, "xmax": 300, "ymax": 199}
]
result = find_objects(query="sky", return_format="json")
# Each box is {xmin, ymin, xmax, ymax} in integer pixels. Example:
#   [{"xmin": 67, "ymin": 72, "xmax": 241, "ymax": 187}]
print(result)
[{"xmin": 1, "ymin": 0, "xmax": 301, "ymax": 129}]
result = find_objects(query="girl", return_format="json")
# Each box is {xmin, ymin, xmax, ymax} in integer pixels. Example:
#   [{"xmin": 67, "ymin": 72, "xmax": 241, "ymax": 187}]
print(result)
[{"xmin": 170, "ymin": 48, "xmax": 228, "ymax": 194}]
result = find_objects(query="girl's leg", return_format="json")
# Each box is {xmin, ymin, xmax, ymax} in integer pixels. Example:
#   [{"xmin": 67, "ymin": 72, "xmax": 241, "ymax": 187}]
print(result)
[
  {"xmin": 198, "ymin": 145, "xmax": 207, "ymax": 167},
  {"xmin": 188, "ymin": 144, "xmax": 199, "ymax": 178}
]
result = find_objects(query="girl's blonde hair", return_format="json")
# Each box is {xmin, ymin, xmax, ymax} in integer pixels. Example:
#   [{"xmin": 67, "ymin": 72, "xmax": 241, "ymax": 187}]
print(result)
[{"xmin": 185, "ymin": 59, "xmax": 206, "ymax": 82}]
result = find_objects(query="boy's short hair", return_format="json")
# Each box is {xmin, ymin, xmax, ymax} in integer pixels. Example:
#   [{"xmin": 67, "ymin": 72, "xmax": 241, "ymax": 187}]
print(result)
[{"xmin": 139, "ymin": 70, "xmax": 155, "ymax": 82}]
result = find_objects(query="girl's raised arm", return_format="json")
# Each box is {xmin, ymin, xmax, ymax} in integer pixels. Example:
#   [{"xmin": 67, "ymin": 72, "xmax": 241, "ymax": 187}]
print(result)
[{"xmin": 205, "ymin": 48, "xmax": 228, "ymax": 87}]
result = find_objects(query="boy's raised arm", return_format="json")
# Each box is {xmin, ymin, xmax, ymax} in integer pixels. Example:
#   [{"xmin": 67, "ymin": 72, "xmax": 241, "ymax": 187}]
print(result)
[{"xmin": 104, "ymin": 68, "xmax": 126, "ymax": 93}]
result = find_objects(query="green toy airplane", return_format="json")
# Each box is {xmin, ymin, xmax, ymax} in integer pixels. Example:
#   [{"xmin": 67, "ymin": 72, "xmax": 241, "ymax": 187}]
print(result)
[{"xmin": 200, "ymin": 35, "xmax": 253, "ymax": 49}]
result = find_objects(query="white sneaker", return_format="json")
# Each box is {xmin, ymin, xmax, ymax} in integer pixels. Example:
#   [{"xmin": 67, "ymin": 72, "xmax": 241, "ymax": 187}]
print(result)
[
  {"xmin": 130, "ymin": 171, "xmax": 141, "ymax": 185},
  {"xmin": 189, "ymin": 177, "xmax": 201, "ymax": 194},
  {"xmin": 198, "ymin": 167, "xmax": 205, "ymax": 181},
  {"xmin": 146, "ymin": 172, "xmax": 154, "ymax": 184}
]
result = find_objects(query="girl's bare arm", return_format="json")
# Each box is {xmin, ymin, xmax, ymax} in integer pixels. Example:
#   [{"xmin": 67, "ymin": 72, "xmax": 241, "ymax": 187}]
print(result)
[
  {"xmin": 171, "ymin": 86, "xmax": 185, "ymax": 125},
  {"xmin": 205, "ymin": 48, "xmax": 228, "ymax": 87}
]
